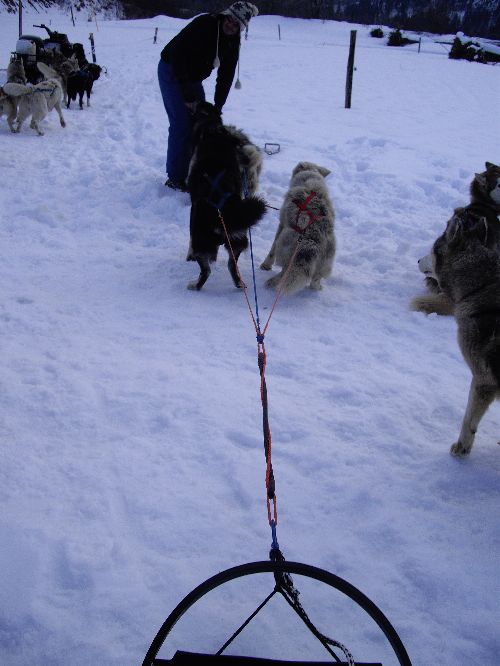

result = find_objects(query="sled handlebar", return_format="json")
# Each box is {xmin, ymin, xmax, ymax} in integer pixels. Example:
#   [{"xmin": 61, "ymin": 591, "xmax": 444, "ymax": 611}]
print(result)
[{"xmin": 33, "ymin": 24, "xmax": 54, "ymax": 36}]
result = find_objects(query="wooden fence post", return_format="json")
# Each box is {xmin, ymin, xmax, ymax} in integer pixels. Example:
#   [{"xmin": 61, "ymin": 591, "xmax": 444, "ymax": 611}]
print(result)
[
  {"xmin": 278, "ymin": 24, "xmax": 281, "ymax": 40},
  {"xmin": 89, "ymin": 33, "xmax": 97, "ymax": 63},
  {"xmin": 345, "ymin": 30, "xmax": 357, "ymax": 109},
  {"xmin": 18, "ymin": 0, "xmax": 22, "ymax": 38},
  {"xmin": 154, "ymin": 27, "xmax": 158, "ymax": 44}
]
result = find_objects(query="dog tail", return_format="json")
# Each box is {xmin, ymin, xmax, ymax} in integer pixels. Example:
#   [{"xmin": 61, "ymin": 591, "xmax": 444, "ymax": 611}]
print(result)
[
  {"xmin": 37, "ymin": 61, "xmax": 60, "ymax": 82},
  {"xmin": 410, "ymin": 292, "xmax": 455, "ymax": 316},
  {"xmin": 222, "ymin": 195, "xmax": 267, "ymax": 232},
  {"xmin": 2, "ymin": 82, "xmax": 30, "ymax": 97}
]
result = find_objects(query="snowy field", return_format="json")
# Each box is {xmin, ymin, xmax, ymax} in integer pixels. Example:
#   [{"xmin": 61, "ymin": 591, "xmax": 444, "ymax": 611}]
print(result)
[{"xmin": 0, "ymin": 7, "xmax": 499, "ymax": 666}]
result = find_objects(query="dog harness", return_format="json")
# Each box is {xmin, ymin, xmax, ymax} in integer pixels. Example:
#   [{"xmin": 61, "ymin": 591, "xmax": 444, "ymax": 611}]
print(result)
[
  {"xmin": 203, "ymin": 169, "xmax": 233, "ymax": 210},
  {"xmin": 34, "ymin": 82, "xmax": 58, "ymax": 95},
  {"xmin": 291, "ymin": 191, "xmax": 322, "ymax": 233}
]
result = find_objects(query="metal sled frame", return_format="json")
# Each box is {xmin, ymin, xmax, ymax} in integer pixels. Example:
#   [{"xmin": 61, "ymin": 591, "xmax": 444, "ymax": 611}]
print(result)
[{"xmin": 143, "ymin": 560, "xmax": 412, "ymax": 666}]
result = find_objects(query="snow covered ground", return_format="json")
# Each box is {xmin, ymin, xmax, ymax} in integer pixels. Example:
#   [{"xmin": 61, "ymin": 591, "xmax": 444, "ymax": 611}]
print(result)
[{"xmin": 1, "ymin": 7, "xmax": 499, "ymax": 665}]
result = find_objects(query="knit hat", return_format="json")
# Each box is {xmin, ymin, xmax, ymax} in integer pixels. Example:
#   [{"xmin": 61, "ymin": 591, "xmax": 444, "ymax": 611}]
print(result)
[{"xmin": 222, "ymin": 2, "xmax": 258, "ymax": 30}]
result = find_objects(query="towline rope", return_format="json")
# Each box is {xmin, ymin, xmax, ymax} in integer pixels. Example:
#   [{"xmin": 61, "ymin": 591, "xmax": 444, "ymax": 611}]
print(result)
[{"xmin": 214, "ymin": 185, "xmax": 357, "ymax": 665}]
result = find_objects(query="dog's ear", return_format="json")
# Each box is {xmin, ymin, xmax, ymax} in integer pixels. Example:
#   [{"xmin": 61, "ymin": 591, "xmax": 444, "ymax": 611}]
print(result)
[
  {"xmin": 318, "ymin": 166, "xmax": 331, "ymax": 178},
  {"xmin": 474, "ymin": 171, "xmax": 488, "ymax": 190},
  {"xmin": 485, "ymin": 161, "xmax": 498, "ymax": 171},
  {"xmin": 445, "ymin": 213, "xmax": 466, "ymax": 247},
  {"xmin": 292, "ymin": 161, "xmax": 308, "ymax": 175},
  {"xmin": 447, "ymin": 209, "xmax": 490, "ymax": 247}
]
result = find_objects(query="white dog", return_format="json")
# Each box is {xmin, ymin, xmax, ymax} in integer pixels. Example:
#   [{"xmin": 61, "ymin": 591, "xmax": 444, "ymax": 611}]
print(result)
[
  {"xmin": 0, "ymin": 58, "xmax": 28, "ymax": 132},
  {"xmin": 3, "ymin": 70, "xmax": 66, "ymax": 136},
  {"xmin": 0, "ymin": 88, "xmax": 17, "ymax": 132},
  {"xmin": 260, "ymin": 162, "xmax": 336, "ymax": 294}
]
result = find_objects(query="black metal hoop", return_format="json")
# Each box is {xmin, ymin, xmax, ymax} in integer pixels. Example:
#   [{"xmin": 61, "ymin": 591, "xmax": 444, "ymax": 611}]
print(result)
[{"xmin": 143, "ymin": 560, "xmax": 412, "ymax": 666}]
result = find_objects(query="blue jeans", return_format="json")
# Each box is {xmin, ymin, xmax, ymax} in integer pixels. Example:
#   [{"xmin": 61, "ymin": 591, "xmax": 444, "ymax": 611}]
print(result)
[{"xmin": 157, "ymin": 59, "xmax": 205, "ymax": 182}]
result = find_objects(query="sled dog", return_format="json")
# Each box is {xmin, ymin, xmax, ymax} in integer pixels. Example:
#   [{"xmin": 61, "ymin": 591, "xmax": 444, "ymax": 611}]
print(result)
[
  {"xmin": 411, "ymin": 162, "xmax": 500, "ymax": 315},
  {"xmin": 3, "ymin": 62, "xmax": 66, "ymax": 135},
  {"xmin": 7, "ymin": 56, "xmax": 27, "ymax": 84},
  {"xmin": 186, "ymin": 102, "xmax": 266, "ymax": 291},
  {"xmin": 260, "ymin": 162, "xmax": 336, "ymax": 294},
  {"xmin": 413, "ymin": 212, "xmax": 500, "ymax": 456},
  {"xmin": 0, "ymin": 88, "xmax": 16, "ymax": 132},
  {"xmin": 66, "ymin": 63, "xmax": 102, "ymax": 109},
  {"xmin": 39, "ymin": 56, "xmax": 79, "ymax": 106},
  {"xmin": 0, "ymin": 58, "xmax": 28, "ymax": 132}
]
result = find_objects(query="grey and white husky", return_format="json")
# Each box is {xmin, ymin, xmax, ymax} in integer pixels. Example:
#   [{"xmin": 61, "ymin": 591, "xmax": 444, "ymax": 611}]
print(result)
[
  {"xmin": 0, "ymin": 58, "xmax": 28, "ymax": 132},
  {"xmin": 412, "ymin": 162, "xmax": 500, "ymax": 315},
  {"xmin": 412, "ymin": 205, "xmax": 500, "ymax": 456},
  {"xmin": 3, "ymin": 62, "xmax": 66, "ymax": 135},
  {"xmin": 260, "ymin": 161, "xmax": 336, "ymax": 294}
]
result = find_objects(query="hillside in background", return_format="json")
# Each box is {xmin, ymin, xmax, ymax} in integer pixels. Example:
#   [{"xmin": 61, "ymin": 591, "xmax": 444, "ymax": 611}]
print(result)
[{"xmin": 1, "ymin": 0, "xmax": 499, "ymax": 38}]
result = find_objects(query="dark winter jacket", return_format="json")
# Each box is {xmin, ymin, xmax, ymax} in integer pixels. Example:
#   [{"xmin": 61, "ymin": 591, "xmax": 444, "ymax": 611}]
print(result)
[{"xmin": 160, "ymin": 14, "xmax": 239, "ymax": 110}]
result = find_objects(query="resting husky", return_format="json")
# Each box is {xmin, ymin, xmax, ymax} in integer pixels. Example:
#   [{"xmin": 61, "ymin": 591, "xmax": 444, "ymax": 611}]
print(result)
[
  {"xmin": 186, "ymin": 102, "xmax": 266, "ymax": 291},
  {"xmin": 261, "ymin": 162, "xmax": 336, "ymax": 294},
  {"xmin": 3, "ymin": 62, "xmax": 65, "ymax": 135},
  {"xmin": 413, "ymin": 212, "xmax": 500, "ymax": 456},
  {"xmin": 412, "ymin": 162, "xmax": 500, "ymax": 315}
]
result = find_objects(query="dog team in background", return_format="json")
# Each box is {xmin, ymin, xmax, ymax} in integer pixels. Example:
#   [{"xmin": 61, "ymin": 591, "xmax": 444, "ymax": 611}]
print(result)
[
  {"xmin": 2, "ymin": 5, "xmax": 499, "ymax": 457},
  {"xmin": 0, "ymin": 40, "xmax": 102, "ymax": 135}
]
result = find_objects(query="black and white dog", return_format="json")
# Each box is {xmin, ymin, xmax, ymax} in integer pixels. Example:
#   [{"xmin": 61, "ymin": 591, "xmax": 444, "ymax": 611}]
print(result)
[
  {"xmin": 66, "ymin": 63, "xmax": 102, "ymax": 109},
  {"xmin": 186, "ymin": 102, "xmax": 266, "ymax": 291}
]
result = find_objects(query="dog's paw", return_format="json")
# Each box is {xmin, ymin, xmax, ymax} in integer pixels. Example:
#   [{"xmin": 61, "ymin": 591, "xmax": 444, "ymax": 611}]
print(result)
[
  {"xmin": 60, "ymin": 120, "xmax": 66, "ymax": 127},
  {"xmin": 309, "ymin": 281, "xmax": 323, "ymax": 291},
  {"xmin": 450, "ymin": 441, "xmax": 471, "ymax": 457},
  {"xmin": 187, "ymin": 281, "xmax": 201, "ymax": 291},
  {"xmin": 260, "ymin": 259, "xmax": 273, "ymax": 271}
]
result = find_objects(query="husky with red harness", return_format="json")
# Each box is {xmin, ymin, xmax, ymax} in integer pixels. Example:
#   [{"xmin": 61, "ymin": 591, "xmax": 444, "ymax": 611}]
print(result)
[{"xmin": 261, "ymin": 161, "xmax": 336, "ymax": 294}]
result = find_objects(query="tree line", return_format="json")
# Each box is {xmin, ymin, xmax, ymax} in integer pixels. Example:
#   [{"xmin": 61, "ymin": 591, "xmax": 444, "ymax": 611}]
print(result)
[{"xmin": 1, "ymin": 0, "xmax": 498, "ymax": 39}]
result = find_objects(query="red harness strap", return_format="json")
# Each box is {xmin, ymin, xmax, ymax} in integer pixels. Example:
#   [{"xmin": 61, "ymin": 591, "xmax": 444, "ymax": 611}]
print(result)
[{"xmin": 291, "ymin": 191, "xmax": 322, "ymax": 233}]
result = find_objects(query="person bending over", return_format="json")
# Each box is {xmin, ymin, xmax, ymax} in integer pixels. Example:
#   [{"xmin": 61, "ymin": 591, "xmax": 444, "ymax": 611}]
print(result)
[{"xmin": 157, "ymin": 2, "xmax": 258, "ymax": 191}]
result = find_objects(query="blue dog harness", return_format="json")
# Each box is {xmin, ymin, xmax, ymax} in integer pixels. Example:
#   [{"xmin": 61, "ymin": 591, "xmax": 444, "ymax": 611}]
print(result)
[{"xmin": 203, "ymin": 169, "xmax": 233, "ymax": 210}]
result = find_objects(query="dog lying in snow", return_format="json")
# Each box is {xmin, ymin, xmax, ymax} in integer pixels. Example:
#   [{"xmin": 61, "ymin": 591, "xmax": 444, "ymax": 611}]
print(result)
[{"xmin": 260, "ymin": 161, "xmax": 336, "ymax": 294}]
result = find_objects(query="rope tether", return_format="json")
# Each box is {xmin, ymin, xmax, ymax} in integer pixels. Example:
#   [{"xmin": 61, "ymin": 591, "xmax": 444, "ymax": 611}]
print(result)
[{"xmin": 212, "ymin": 174, "xmax": 357, "ymax": 665}]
